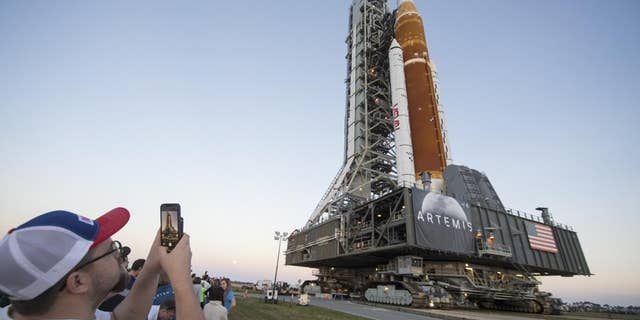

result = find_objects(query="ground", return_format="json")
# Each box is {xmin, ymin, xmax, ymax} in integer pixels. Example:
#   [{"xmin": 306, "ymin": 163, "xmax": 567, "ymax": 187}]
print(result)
[
  {"xmin": 227, "ymin": 296, "xmax": 640, "ymax": 320},
  {"xmin": 557, "ymin": 312, "xmax": 640, "ymax": 320},
  {"xmin": 228, "ymin": 297, "xmax": 369, "ymax": 320}
]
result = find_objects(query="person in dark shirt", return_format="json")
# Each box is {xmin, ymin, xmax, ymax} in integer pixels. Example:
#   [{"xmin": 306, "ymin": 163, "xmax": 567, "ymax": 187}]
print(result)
[
  {"xmin": 128, "ymin": 258, "xmax": 146, "ymax": 290},
  {"xmin": 0, "ymin": 293, "xmax": 9, "ymax": 309},
  {"xmin": 153, "ymin": 273, "xmax": 175, "ymax": 306}
]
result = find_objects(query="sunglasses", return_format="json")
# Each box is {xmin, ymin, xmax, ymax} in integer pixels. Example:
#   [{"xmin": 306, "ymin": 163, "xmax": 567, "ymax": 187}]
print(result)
[
  {"xmin": 75, "ymin": 240, "xmax": 126, "ymax": 270},
  {"xmin": 59, "ymin": 240, "xmax": 125, "ymax": 291}
]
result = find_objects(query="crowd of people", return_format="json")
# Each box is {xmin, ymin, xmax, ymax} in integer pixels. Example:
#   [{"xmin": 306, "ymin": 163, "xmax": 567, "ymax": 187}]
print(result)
[
  {"xmin": 0, "ymin": 208, "xmax": 236, "ymax": 320},
  {"xmin": 192, "ymin": 275, "xmax": 236, "ymax": 308},
  {"xmin": 191, "ymin": 275, "xmax": 236, "ymax": 320}
]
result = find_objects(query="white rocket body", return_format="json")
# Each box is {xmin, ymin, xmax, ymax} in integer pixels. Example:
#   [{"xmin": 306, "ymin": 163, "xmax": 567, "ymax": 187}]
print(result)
[{"xmin": 389, "ymin": 39, "xmax": 416, "ymax": 187}]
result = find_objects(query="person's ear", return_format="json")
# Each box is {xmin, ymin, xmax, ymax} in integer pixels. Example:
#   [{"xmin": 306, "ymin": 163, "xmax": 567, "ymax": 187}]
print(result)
[{"xmin": 63, "ymin": 271, "xmax": 91, "ymax": 295}]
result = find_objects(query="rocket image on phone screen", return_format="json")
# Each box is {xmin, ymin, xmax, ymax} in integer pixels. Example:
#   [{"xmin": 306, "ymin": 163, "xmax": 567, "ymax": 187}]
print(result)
[{"xmin": 161, "ymin": 210, "xmax": 179, "ymax": 248}]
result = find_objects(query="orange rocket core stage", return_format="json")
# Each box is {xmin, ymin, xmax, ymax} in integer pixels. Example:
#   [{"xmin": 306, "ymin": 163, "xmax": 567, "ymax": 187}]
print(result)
[{"xmin": 395, "ymin": 1, "xmax": 447, "ymax": 180}]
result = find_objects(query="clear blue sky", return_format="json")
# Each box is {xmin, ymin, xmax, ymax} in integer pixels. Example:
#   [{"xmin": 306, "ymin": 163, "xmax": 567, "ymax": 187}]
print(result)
[{"xmin": 1, "ymin": 0, "xmax": 638, "ymax": 306}]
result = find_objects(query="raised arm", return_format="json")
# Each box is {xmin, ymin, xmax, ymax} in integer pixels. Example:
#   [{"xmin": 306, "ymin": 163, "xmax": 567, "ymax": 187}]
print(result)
[
  {"xmin": 112, "ymin": 231, "xmax": 162, "ymax": 320},
  {"xmin": 159, "ymin": 234, "xmax": 205, "ymax": 320}
]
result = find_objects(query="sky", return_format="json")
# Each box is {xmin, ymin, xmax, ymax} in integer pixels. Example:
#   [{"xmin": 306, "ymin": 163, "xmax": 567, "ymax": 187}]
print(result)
[{"xmin": 1, "ymin": 0, "xmax": 639, "ymax": 307}]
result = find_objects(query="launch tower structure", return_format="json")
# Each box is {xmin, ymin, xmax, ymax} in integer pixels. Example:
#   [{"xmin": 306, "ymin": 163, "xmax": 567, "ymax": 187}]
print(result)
[{"xmin": 306, "ymin": 0, "xmax": 396, "ymax": 228}]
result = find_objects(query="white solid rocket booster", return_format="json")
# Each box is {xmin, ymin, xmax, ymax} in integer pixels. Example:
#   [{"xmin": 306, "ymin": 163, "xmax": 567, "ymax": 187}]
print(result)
[{"xmin": 389, "ymin": 39, "xmax": 416, "ymax": 187}]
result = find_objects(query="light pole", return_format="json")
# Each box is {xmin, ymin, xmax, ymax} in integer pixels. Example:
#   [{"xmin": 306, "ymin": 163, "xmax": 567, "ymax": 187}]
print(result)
[{"xmin": 272, "ymin": 231, "xmax": 288, "ymax": 303}]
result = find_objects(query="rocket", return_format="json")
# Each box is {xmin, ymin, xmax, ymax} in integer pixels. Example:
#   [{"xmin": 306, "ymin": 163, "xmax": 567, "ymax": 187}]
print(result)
[
  {"xmin": 391, "ymin": 0, "xmax": 449, "ymax": 193},
  {"xmin": 389, "ymin": 39, "xmax": 415, "ymax": 188}
]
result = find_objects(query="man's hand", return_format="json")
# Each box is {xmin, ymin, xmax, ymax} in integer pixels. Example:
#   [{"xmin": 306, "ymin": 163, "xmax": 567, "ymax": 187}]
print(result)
[
  {"xmin": 157, "ymin": 234, "xmax": 205, "ymax": 320},
  {"xmin": 158, "ymin": 234, "xmax": 192, "ymax": 285}
]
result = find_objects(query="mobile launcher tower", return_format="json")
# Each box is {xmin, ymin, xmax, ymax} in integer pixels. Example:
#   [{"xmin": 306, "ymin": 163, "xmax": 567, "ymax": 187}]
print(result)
[{"xmin": 285, "ymin": 0, "xmax": 590, "ymax": 314}]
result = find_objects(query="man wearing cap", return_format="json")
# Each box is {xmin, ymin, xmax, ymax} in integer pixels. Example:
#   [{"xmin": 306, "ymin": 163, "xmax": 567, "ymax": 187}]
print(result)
[{"xmin": 0, "ymin": 208, "xmax": 205, "ymax": 320}]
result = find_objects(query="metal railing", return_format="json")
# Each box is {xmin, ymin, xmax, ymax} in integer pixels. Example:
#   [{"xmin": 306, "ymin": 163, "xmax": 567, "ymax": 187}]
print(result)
[
  {"xmin": 477, "ymin": 242, "xmax": 512, "ymax": 258},
  {"xmin": 352, "ymin": 239, "xmax": 372, "ymax": 251},
  {"xmin": 504, "ymin": 207, "xmax": 574, "ymax": 231}
]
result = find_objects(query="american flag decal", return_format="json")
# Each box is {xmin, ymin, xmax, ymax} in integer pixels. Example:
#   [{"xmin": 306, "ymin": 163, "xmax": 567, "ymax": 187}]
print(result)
[
  {"xmin": 525, "ymin": 222, "xmax": 558, "ymax": 253},
  {"xmin": 78, "ymin": 215, "xmax": 94, "ymax": 226}
]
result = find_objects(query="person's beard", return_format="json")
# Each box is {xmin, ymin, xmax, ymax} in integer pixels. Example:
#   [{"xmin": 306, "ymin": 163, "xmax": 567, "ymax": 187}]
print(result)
[
  {"xmin": 92, "ymin": 264, "xmax": 129, "ymax": 306},
  {"xmin": 110, "ymin": 264, "xmax": 129, "ymax": 293}
]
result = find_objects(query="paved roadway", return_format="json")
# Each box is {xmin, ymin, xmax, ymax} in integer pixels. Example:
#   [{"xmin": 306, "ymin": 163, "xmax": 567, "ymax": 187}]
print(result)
[
  {"xmin": 258, "ymin": 294, "xmax": 441, "ymax": 320},
  {"xmin": 308, "ymin": 297, "xmax": 442, "ymax": 320},
  {"xmin": 305, "ymin": 298, "xmax": 611, "ymax": 320},
  {"xmin": 251, "ymin": 294, "xmax": 611, "ymax": 320}
]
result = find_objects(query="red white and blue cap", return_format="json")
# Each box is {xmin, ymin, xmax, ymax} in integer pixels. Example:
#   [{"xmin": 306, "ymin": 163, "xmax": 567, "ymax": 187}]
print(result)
[{"xmin": 0, "ymin": 208, "xmax": 130, "ymax": 300}]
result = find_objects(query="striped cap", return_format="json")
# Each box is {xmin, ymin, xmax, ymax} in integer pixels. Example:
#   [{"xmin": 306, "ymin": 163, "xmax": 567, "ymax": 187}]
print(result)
[{"xmin": 0, "ymin": 208, "xmax": 129, "ymax": 300}]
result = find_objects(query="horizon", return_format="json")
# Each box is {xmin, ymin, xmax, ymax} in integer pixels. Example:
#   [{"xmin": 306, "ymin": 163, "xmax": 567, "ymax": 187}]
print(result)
[{"xmin": 1, "ymin": 0, "xmax": 638, "ymax": 307}]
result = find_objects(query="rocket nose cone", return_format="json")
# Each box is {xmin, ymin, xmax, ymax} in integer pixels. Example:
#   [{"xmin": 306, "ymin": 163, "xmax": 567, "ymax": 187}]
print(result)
[
  {"xmin": 398, "ymin": 0, "xmax": 414, "ymax": 6},
  {"xmin": 390, "ymin": 39, "xmax": 400, "ymax": 49}
]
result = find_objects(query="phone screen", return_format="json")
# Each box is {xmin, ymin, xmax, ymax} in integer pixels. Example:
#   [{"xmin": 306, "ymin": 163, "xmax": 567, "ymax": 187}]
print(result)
[{"xmin": 161, "ymin": 204, "xmax": 181, "ymax": 249}]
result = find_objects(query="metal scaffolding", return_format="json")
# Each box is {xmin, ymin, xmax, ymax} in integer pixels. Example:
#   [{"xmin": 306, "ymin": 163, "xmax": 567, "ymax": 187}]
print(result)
[{"xmin": 306, "ymin": 0, "xmax": 396, "ymax": 228}]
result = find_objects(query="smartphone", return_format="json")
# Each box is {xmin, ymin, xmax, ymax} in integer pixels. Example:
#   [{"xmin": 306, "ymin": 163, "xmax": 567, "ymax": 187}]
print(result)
[{"xmin": 160, "ymin": 203, "xmax": 183, "ymax": 250}]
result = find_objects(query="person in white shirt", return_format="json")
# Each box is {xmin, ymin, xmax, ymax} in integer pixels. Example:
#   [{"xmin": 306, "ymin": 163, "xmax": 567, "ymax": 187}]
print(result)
[{"xmin": 203, "ymin": 286, "xmax": 228, "ymax": 320}]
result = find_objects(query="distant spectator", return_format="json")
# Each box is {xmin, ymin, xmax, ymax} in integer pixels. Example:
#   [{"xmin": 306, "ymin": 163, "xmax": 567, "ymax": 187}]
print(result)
[
  {"xmin": 202, "ymin": 276, "xmax": 212, "ymax": 291},
  {"xmin": 193, "ymin": 277, "xmax": 203, "ymax": 308},
  {"xmin": 128, "ymin": 258, "xmax": 146, "ymax": 290},
  {"xmin": 147, "ymin": 299, "xmax": 176, "ymax": 320},
  {"xmin": 153, "ymin": 272, "xmax": 175, "ymax": 306},
  {"xmin": 121, "ymin": 246, "xmax": 131, "ymax": 269},
  {"xmin": 201, "ymin": 277, "xmax": 211, "ymax": 306},
  {"xmin": 203, "ymin": 287, "xmax": 227, "ymax": 320},
  {"xmin": 220, "ymin": 278, "xmax": 236, "ymax": 312},
  {"xmin": 0, "ymin": 292, "xmax": 9, "ymax": 309}
]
